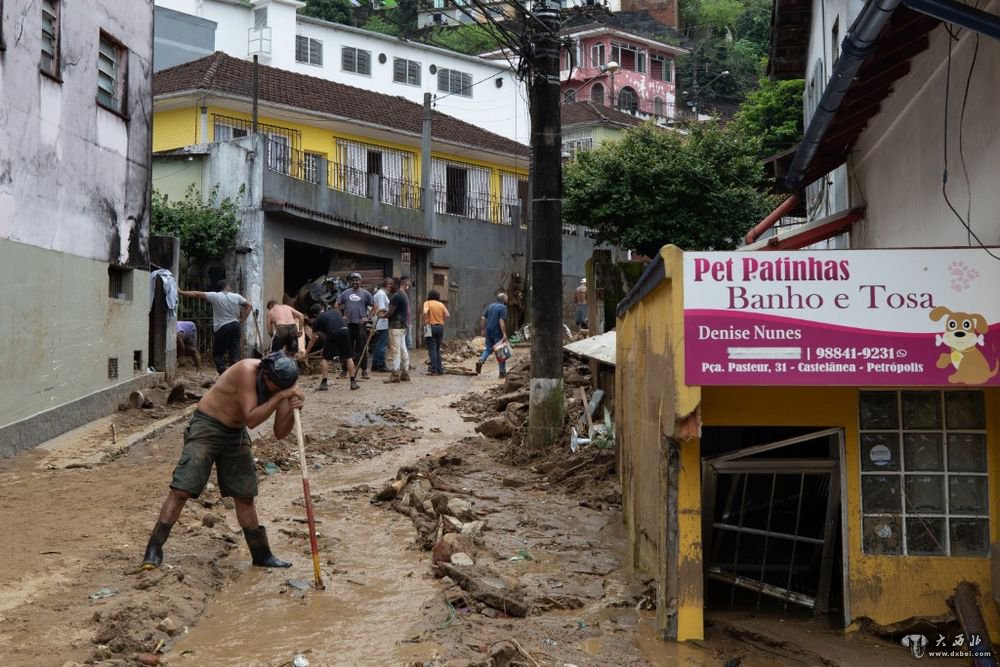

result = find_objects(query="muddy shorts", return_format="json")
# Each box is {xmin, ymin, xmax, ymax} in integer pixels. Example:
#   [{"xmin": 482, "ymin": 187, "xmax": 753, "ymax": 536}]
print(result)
[
  {"xmin": 270, "ymin": 323, "xmax": 300, "ymax": 353},
  {"xmin": 169, "ymin": 410, "xmax": 257, "ymax": 498},
  {"xmin": 322, "ymin": 331, "xmax": 351, "ymax": 362}
]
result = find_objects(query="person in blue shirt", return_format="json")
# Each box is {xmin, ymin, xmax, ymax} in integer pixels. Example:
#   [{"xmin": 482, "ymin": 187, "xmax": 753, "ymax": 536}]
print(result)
[{"xmin": 476, "ymin": 293, "xmax": 509, "ymax": 378}]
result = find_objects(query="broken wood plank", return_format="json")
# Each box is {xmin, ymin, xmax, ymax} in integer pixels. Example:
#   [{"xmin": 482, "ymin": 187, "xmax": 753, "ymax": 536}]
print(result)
[
  {"xmin": 948, "ymin": 581, "xmax": 997, "ymax": 667},
  {"xmin": 437, "ymin": 563, "xmax": 530, "ymax": 617}
]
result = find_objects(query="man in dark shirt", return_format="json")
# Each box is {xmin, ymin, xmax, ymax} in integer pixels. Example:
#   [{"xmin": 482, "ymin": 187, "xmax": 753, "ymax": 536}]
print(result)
[
  {"xmin": 476, "ymin": 293, "xmax": 509, "ymax": 378},
  {"xmin": 383, "ymin": 277, "xmax": 410, "ymax": 383},
  {"xmin": 304, "ymin": 304, "xmax": 359, "ymax": 391},
  {"xmin": 336, "ymin": 272, "xmax": 375, "ymax": 380}
]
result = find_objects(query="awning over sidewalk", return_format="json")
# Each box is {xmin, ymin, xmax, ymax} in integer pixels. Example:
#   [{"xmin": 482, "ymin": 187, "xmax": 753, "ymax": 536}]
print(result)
[
  {"xmin": 262, "ymin": 198, "xmax": 447, "ymax": 248},
  {"xmin": 564, "ymin": 330, "xmax": 616, "ymax": 366}
]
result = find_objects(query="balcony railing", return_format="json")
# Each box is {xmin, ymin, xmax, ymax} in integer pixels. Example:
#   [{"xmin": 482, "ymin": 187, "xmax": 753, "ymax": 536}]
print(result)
[{"xmin": 261, "ymin": 146, "xmax": 526, "ymax": 225}]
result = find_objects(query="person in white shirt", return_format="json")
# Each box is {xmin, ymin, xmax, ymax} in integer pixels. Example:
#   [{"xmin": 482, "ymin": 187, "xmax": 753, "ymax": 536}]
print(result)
[
  {"xmin": 180, "ymin": 280, "xmax": 251, "ymax": 374},
  {"xmin": 371, "ymin": 277, "xmax": 392, "ymax": 372}
]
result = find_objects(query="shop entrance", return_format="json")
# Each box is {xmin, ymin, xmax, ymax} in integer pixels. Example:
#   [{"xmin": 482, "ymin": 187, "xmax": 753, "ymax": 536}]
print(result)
[
  {"xmin": 283, "ymin": 239, "xmax": 391, "ymax": 300},
  {"xmin": 701, "ymin": 427, "xmax": 849, "ymax": 627}
]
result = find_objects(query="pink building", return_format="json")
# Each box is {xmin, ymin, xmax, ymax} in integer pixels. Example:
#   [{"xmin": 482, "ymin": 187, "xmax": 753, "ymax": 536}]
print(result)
[{"xmin": 560, "ymin": 19, "xmax": 688, "ymax": 121}]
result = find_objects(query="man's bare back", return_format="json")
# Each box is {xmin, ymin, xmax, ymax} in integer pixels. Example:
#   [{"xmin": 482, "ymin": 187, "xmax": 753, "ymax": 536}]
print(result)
[
  {"xmin": 574, "ymin": 285, "xmax": 587, "ymax": 304},
  {"xmin": 267, "ymin": 303, "xmax": 304, "ymax": 332},
  {"xmin": 199, "ymin": 359, "xmax": 303, "ymax": 437}
]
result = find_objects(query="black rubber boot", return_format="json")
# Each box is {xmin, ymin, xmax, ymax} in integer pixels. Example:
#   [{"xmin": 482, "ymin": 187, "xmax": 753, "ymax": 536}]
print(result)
[
  {"xmin": 141, "ymin": 521, "xmax": 173, "ymax": 570},
  {"xmin": 243, "ymin": 526, "xmax": 292, "ymax": 568},
  {"xmin": 350, "ymin": 377, "xmax": 359, "ymax": 390}
]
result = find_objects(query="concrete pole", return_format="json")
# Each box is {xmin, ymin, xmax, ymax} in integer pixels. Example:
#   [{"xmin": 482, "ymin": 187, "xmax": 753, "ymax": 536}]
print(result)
[
  {"xmin": 421, "ymin": 93, "xmax": 435, "ymax": 238},
  {"xmin": 526, "ymin": 1, "xmax": 565, "ymax": 451}
]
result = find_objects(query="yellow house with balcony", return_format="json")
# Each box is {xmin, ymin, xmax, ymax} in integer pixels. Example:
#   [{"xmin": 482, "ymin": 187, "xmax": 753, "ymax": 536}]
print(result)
[{"xmin": 152, "ymin": 52, "xmax": 597, "ymax": 336}]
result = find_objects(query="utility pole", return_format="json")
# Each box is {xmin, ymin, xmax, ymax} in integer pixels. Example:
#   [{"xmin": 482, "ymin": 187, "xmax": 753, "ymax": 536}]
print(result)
[
  {"xmin": 421, "ymin": 93, "xmax": 435, "ymax": 237},
  {"xmin": 526, "ymin": 0, "xmax": 565, "ymax": 451}
]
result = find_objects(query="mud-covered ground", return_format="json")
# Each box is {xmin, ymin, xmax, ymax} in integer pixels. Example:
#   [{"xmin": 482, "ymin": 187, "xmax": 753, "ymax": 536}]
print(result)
[{"xmin": 0, "ymin": 347, "xmax": 943, "ymax": 666}]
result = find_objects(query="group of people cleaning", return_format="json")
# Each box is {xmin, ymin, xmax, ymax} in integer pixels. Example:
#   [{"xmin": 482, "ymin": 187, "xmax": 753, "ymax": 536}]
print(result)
[{"xmin": 144, "ymin": 275, "xmax": 510, "ymax": 573}]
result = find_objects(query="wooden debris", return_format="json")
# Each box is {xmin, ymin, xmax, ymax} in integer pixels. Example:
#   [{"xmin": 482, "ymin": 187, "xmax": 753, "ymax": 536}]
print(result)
[{"xmin": 437, "ymin": 563, "xmax": 530, "ymax": 618}]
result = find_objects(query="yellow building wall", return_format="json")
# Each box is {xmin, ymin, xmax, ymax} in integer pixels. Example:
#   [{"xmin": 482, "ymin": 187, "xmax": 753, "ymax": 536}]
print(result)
[
  {"xmin": 151, "ymin": 105, "xmax": 528, "ymax": 222},
  {"xmin": 152, "ymin": 107, "xmax": 199, "ymax": 152},
  {"xmin": 616, "ymin": 245, "xmax": 703, "ymax": 641},
  {"xmin": 701, "ymin": 377, "xmax": 1000, "ymax": 637},
  {"xmin": 618, "ymin": 243, "xmax": 1000, "ymax": 642}
]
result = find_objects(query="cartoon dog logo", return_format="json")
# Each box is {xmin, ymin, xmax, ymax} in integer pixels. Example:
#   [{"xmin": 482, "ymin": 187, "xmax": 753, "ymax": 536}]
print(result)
[
  {"xmin": 901, "ymin": 633, "xmax": 928, "ymax": 658},
  {"xmin": 930, "ymin": 306, "xmax": 999, "ymax": 384}
]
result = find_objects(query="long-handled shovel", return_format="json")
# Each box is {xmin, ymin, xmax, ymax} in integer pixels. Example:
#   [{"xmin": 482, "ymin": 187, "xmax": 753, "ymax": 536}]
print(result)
[
  {"xmin": 351, "ymin": 319, "xmax": 379, "ymax": 379},
  {"xmin": 293, "ymin": 409, "xmax": 325, "ymax": 590}
]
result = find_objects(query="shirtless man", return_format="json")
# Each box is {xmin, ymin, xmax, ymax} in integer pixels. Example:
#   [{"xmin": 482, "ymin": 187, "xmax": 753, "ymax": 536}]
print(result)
[
  {"xmin": 140, "ymin": 352, "xmax": 304, "ymax": 570},
  {"xmin": 266, "ymin": 299, "xmax": 306, "ymax": 354},
  {"xmin": 574, "ymin": 278, "xmax": 588, "ymax": 329}
]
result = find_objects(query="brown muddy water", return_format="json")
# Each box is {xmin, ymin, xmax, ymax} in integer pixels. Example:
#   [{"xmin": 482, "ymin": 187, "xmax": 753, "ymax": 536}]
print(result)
[{"xmin": 169, "ymin": 392, "xmax": 471, "ymax": 666}]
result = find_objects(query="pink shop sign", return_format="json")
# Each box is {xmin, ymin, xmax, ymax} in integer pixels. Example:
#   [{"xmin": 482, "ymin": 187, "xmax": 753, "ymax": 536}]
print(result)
[{"xmin": 682, "ymin": 249, "xmax": 1000, "ymax": 387}]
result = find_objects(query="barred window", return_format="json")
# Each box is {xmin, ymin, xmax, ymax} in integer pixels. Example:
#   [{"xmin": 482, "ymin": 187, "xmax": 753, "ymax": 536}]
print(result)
[
  {"xmin": 342, "ymin": 46, "xmax": 371, "ymax": 75},
  {"xmin": 393, "ymin": 57, "xmax": 421, "ymax": 86},
  {"xmin": 437, "ymin": 68, "xmax": 472, "ymax": 97},
  {"xmin": 860, "ymin": 390, "xmax": 989, "ymax": 557}
]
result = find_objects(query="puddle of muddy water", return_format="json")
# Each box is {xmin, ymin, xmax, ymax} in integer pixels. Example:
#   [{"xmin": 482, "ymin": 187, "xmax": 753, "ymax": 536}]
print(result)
[{"xmin": 168, "ymin": 393, "xmax": 474, "ymax": 666}]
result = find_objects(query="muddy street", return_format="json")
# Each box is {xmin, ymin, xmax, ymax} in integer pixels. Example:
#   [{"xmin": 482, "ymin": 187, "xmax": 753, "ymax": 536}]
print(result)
[
  {"xmin": 0, "ymin": 350, "xmax": 940, "ymax": 667},
  {"xmin": 0, "ymin": 350, "xmax": 659, "ymax": 666}
]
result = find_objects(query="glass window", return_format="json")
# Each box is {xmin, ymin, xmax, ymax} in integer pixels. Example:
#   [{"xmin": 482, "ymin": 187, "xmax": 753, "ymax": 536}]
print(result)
[
  {"xmin": 97, "ymin": 33, "xmax": 127, "ymax": 114},
  {"xmin": 342, "ymin": 46, "xmax": 371, "ymax": 75},
  {"xmin": 860, "ymin": 390, "xmax": 989, "ymax": 557},
  {"xmin": 41, "ymin": 0, "xmax": 59, "ymax": 76},
  {"xmin": 296, "ymin": 36, "xmax": 322, "ymax": 66},
  {"xmin": 590, "ymin": 82, "xmax": 604, "ymax": 106},
  {"xmin": 393, "ymin": 58, "xmax": 421, "ymax": 86},
  {"xmin": 437, "ymin": 68, "xmax": 472, "ymax": 97}
]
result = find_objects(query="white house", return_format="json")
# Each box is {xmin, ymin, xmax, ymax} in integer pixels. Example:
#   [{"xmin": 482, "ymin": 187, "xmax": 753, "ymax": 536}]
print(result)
[
  {"xmin": 749, "ymin": 0, "xmax": 1000, "ymax": 252},
  {"xmin": 154, "ymin": 0, "xmax": 530, "ymax": 143},
  {"xmin": 0, "ymin": 0, "xmax": 156, "ymax": 454}
]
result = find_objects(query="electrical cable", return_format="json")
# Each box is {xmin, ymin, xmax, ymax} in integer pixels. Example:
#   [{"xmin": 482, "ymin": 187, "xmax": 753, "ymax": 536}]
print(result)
[{"xmin": 940, "ymin": 19, "xmax": 998, "ymax": 260}]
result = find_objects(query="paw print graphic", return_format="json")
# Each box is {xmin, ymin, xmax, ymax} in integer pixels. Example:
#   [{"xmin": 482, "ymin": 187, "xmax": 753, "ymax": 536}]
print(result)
[{"xmin": 949, "ymin": 261, "xmax": 981, "ymax": 292}]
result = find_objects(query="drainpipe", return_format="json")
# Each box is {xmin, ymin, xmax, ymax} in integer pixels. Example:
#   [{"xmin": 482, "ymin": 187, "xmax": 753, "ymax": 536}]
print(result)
[
  {"xmin": 784, "ymin": 0, "xmax": 903, "ymax": 191},
  {"xmin": 744, "ymin": 194, "xmax": 801, "ymax": 245}
]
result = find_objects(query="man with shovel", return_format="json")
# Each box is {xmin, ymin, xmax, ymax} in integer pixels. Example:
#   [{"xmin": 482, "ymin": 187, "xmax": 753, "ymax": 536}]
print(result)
[{"xmin": 140, "ymin": 352, "xmax": 304, "ymax": 570}]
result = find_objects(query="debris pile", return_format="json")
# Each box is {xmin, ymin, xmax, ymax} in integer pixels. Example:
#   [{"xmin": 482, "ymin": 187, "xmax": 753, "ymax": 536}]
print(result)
[{"xmin": 253, "ymin": 408, "xmax": 422, "ymax": 473}]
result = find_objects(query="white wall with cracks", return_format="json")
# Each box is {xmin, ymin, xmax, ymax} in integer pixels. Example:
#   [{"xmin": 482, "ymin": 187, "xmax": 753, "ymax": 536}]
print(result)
[
  {"xmin": 0, "ymin": 0, "xmax": 154, "ymax": 268},
  {"xmin": 0, "ymin": 0, "xmax": 156, "ymax": 448}
]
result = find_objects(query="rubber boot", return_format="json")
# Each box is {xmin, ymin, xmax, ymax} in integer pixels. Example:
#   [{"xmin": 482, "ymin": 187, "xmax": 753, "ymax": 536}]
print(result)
[
  {"xmin": 350, "ymin": 377, "xmax": 360, "ymax": 390},
  {"xmin": 243, "ymin": 526, "xmax": 292, "ymax": 568},
  {"xmin": 141, "ymin": 521, "xmax": 173, "ymax": 570}
]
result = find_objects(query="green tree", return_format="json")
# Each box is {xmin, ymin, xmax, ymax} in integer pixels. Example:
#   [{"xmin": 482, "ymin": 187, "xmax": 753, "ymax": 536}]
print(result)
[
  {"xmin": 732, "ymin": 78, "xmax": 805, "ymax": 157},
  {"xmin": 424, "ymin": 24, "xmax": 503, "ymax": 55},
  {"xmin": 300, "ymin": 0, "xmax": 356, "ymax": 26},
  {"xmin": 563, "ymin": 123, "xmax": 777, "ymax": 255},
  {"xmin": 151, "ymin": 184, "xmax": 241, "ymax": 264}
]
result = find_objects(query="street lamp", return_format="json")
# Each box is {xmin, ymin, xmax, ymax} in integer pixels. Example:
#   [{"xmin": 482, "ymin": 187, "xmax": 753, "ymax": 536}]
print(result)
[
  {"xmin": 688, "ymin": 69, "xmax": 729, "ymax": 119},
  {"xmin": 563, "ymin": 60, "xmax": 620, "ymax": 107}
]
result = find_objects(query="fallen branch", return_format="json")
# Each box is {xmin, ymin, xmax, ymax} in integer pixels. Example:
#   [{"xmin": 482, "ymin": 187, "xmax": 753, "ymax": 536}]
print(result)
[{"xmin": 489, "ymin": 639, "xmax": 541, "ymax": 667}]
